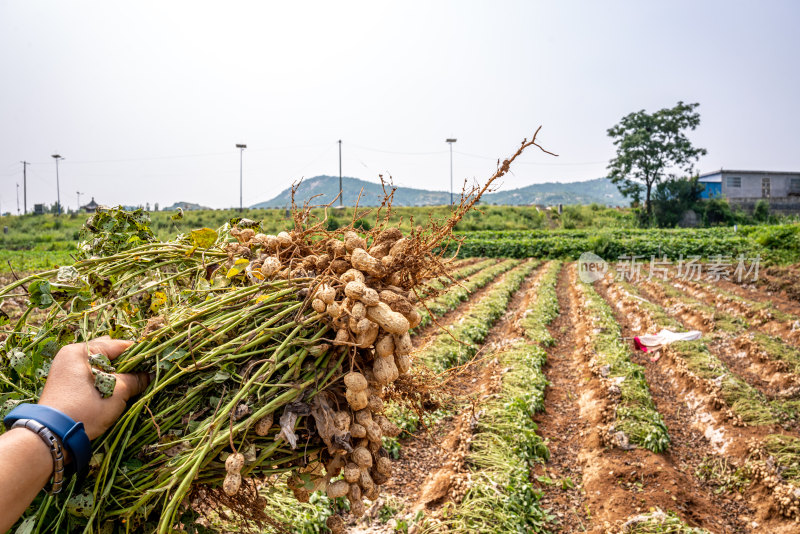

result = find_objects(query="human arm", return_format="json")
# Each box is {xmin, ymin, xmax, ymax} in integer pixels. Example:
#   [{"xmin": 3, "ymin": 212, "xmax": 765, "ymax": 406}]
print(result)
[{"xmin": 0, "ymin": 336, "xmax": 150, "ymax": 532}]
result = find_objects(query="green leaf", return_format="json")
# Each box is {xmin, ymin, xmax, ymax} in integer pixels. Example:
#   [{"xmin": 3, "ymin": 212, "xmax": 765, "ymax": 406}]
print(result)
[
  {"xmin": 28, "ymin": 279, "xmax": 54, "ymax": 309},
  {"xmin": 66, "ymin": 491, "xmax": 95, "ymax": 518},
  {"xmin": 92, "ymin": 370, "xmax": 117, "ymax": 398},
  {"xmin": 14, "ymin": 516, "xmax": 36, "ymax": 534},
  {"xmin": 9, "ymin": 350, "xmax": 31, "ymax": 374},
  {"xmin": 212, "ymin": 371, "xmax": 231, "ymax": 383},
  {"xmin": 190, "ymin": 228, "xmax": 218, "ymax": 249},
  {"xmin": 0, "ymin": 309, "xmax": 9, "ymax": 327},
  {"xmin": 89, "ymin": 353, "xmax": 116, "ymax": 373}
]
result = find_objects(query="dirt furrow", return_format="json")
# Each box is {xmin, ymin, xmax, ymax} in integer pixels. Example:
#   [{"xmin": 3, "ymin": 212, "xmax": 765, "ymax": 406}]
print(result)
[
  {"xmin": 531, "ymin": 262, "xmax": 589, "ymax": 531},
  {"xmin": 597, "ymin": 276, "xmax": 800, "ymax": 531},
  {"xmin": 633, "ymin": 276, "xmax": 800, "ymax": 406},
  {"xmin": 411, "ymin": 260, "xmax": 530, "ymax": 349},
  {"xmin": 543, "ymin": 266, "xmax": 749, "ymax": 533},
  {"xmin": 660, "ymin": 274, "xmax": 800, "ymax": 349}
]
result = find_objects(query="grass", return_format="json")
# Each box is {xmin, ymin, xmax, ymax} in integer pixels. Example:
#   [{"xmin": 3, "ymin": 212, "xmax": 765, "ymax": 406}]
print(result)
[
  {"xmin": 419, "ymin": 260, "xmax": 539, "ymax": 372},
  {"xmin": 579, "ymin": 279, "xmax": 670, "ymax": 452}
]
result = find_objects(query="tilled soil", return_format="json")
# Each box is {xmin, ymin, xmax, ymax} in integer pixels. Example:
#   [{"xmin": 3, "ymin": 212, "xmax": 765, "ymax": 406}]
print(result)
[
  {"xmin": 595, "ymin": 277, "xmax": 753, "ymax": 533},
  {"xmin": 632, "ymin": 276, "xmax": 800, "ymax": 419},
  {"xmin": 599, "ymin": 275, "xmax": 800, "ymax": 531},
  {"xmin": 412, "ymin": 258, "xmax": 515, "ymax": 350}
]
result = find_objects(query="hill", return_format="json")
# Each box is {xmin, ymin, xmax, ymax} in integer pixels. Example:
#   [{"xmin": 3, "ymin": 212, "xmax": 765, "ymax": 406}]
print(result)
[
  {"xmin": 250, "ymin": 176, "xmax": 628, "ymax": 208},
  {"xmin": 482, "ymin": 177, "xmax": 626, "ymax": 206},
  {"xmin": 163, "ymin": 201, "xmax": 212, "ymax": 211}
]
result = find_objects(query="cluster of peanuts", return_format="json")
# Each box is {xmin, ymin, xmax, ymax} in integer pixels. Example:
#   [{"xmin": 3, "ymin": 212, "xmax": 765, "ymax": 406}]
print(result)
[{"xmin": 226, "ymin": 225, "xmax": 424, "ymax": 527}]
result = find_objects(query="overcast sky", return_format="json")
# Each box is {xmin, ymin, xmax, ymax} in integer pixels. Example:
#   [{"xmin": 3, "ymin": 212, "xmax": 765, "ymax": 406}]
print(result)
[{"xmin": 1, "ymin": 1, "xmax": 798, "ymax": 212}]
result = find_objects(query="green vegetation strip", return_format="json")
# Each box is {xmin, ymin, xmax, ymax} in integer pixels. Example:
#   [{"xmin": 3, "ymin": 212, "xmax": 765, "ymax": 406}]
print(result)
[
  {"xmin": 419, "ymin": 260, "xmax": 539, "ymax": 372},
  {"xmin": 442, "ymin": 342, "xmax": 552, "ymax": 532},
  {"xmin": 580, "ymin": 279, "xmax": 670, "ymax": 452},
  {"xmin": 443, "ymin": 264, "xmax": 562, "ymax": 532},
  {"xmin": 628, "ymin": 278, "xmax": 800, "ymax": 426},
  {"xmin": 415, "ymin": 258, "xmax": 496, "ymax": 300},
  {"xmin": 445, "ymin": 224, "xmax": 800, "ymax": 262},
  {"xmin": 521, "ymin": 261, "xmax": 561, "ymax": 347},
  {"xmin": 415, "ymin": 259, "xmax": 520, "ymax": 331}
]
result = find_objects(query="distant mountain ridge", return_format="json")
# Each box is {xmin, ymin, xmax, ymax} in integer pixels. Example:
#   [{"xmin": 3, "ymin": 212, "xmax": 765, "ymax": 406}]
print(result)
[{"xmin": 250, "ymin": 176, "xmax": 627, "ymax": 208}]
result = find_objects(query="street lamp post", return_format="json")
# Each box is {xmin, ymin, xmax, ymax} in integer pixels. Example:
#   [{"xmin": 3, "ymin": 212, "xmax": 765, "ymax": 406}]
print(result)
[
  {"xmin": 236, "ymin": 144, "xmax": 247, "ymax": 212},
  {"xmin": 77, "ymin": 191, "xmax": 83, "ymax": 212},
  {"xmin": 445, "ymin": 139, "xmax": 457, "ymax": 205},
  {"xmin": 51, "ymin": 154, "xmax": 64, "ymax": 215},
  {"xmin": 338, "ymin": 139, "xmax": 343, "ymax": 207}
]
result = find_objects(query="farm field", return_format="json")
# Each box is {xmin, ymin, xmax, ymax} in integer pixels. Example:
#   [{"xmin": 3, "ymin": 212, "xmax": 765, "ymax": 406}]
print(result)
[
  {"xmin": 3, "ymin": 210, "xmax": 800, "ymax": 533},
  {"xmin": 2, "ymin": 208, "xmax": 800, "ymax": 273},
  {"xmin": 258, "ymin": 258, "xmax": 800, "ymax": 533}
]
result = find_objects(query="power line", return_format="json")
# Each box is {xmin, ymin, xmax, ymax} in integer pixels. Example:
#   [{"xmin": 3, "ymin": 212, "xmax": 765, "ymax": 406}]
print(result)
[{"xmin": 348, "ymin": 143, "xmax": 448, "ymax": 156}]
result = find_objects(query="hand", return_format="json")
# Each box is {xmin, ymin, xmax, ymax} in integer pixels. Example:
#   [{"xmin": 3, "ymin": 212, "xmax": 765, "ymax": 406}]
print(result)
[{"xmin": 38, "ymin": 336, "xmax": 150, "ymax": 440}]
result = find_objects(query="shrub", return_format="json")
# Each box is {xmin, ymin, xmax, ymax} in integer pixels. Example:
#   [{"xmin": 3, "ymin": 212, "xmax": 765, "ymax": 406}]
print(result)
[{"xmin": 753, "ymin": 199, "xmax": 770, "ymax": 222}]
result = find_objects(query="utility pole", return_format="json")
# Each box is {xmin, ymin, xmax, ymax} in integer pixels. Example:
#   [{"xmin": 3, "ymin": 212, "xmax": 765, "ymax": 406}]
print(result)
[
  {"xmin": 338, "ymin": 140, "xmax": 343, "ymax": 206},
  {"xmin": 236, "ymin": 144, "xmax": 247, "ymax": 212},
  {"xmin": 20, "ymin": 161, "xmax": 29, "ymax": 214},
  {"xmin": 446, "ymin": 139, "xmax": 457, "ymax": 205},
  {"xmin": 77, "ymin": 191, "xmax": 82, "ymax": 211},
  {"xmin": 16, "ymin": 183, "xmax": 20, "ymax": 215},
  {"xmin": 51, "ymin": 154, "xmax": 64, "ymax": 215}
]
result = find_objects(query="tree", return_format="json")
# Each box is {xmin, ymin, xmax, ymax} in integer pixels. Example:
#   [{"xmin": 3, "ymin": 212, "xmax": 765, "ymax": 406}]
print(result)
[
  {"xmin": 651, "ymin": 176, "xmax": 704, "ymax": 227},
  {"xmin": 607, "ymin": 101, "xmax": 707, "ymax": 222}
]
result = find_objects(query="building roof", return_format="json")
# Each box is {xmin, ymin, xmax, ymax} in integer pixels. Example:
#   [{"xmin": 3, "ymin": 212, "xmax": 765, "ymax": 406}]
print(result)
[
  {"xmin": 82, "ymin": 197, "xmax": 99, "ymax": 209},
  {"xmin": 699, "ymin": 169, "xmax": 800, "ymax": 180}
]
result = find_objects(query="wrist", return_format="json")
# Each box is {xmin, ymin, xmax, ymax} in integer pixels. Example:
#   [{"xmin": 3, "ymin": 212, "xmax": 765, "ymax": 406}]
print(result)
[
  {"xmin": 3, "ymin": 403, "xmax": 91, "ymax": 481},
  {"xmin": 4, "ymin": 428, "xmax": 54, "ymax": 486}
]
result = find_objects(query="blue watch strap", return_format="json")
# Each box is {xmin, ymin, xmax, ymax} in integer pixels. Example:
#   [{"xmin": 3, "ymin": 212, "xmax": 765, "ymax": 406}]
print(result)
[{"xmin": 3, "ymin": 404, "xmax": 91, "ymax": 477}]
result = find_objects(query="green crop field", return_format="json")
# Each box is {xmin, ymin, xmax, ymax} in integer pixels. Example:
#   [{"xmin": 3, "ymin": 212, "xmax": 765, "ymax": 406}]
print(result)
[{"xmin": 1, "ymin": 205, "xmax": 799, "ymax": 274}]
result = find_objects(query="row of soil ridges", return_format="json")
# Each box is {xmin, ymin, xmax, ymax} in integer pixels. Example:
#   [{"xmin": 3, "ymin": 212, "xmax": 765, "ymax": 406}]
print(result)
[
  {"xmin": 414, "ymin": 258, "xmax": 516, "ymax": 331},
  {"xmin": 542, "ymin": 265, "xmax": 721, "ymax": 533},
  {"xmin": 595, "ymin": 271, "xmax": 800, "ymax": 531},
  {"xmin": 350, "ymin": 260, "xmax": 546, "ymax": 532},
  {"xmin": 633, "ymin": 274, "xmax": 800, "ymax": 404}
]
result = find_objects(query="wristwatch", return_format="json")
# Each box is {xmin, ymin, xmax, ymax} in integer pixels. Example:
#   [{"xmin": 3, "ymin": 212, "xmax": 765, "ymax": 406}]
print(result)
[{"xmin": 3, "ymin": 404, "xmax": 92, "ymax": 494}]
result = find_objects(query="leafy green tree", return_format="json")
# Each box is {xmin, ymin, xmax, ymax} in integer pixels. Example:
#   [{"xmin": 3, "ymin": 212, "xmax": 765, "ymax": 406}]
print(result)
[
  {"xmin": 607, "ymin": 101, "xmax": 707, "ymax": 222},
  {"xmin": 651, "ymin": 176, "xmax": 704, "ymax": 227}
]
